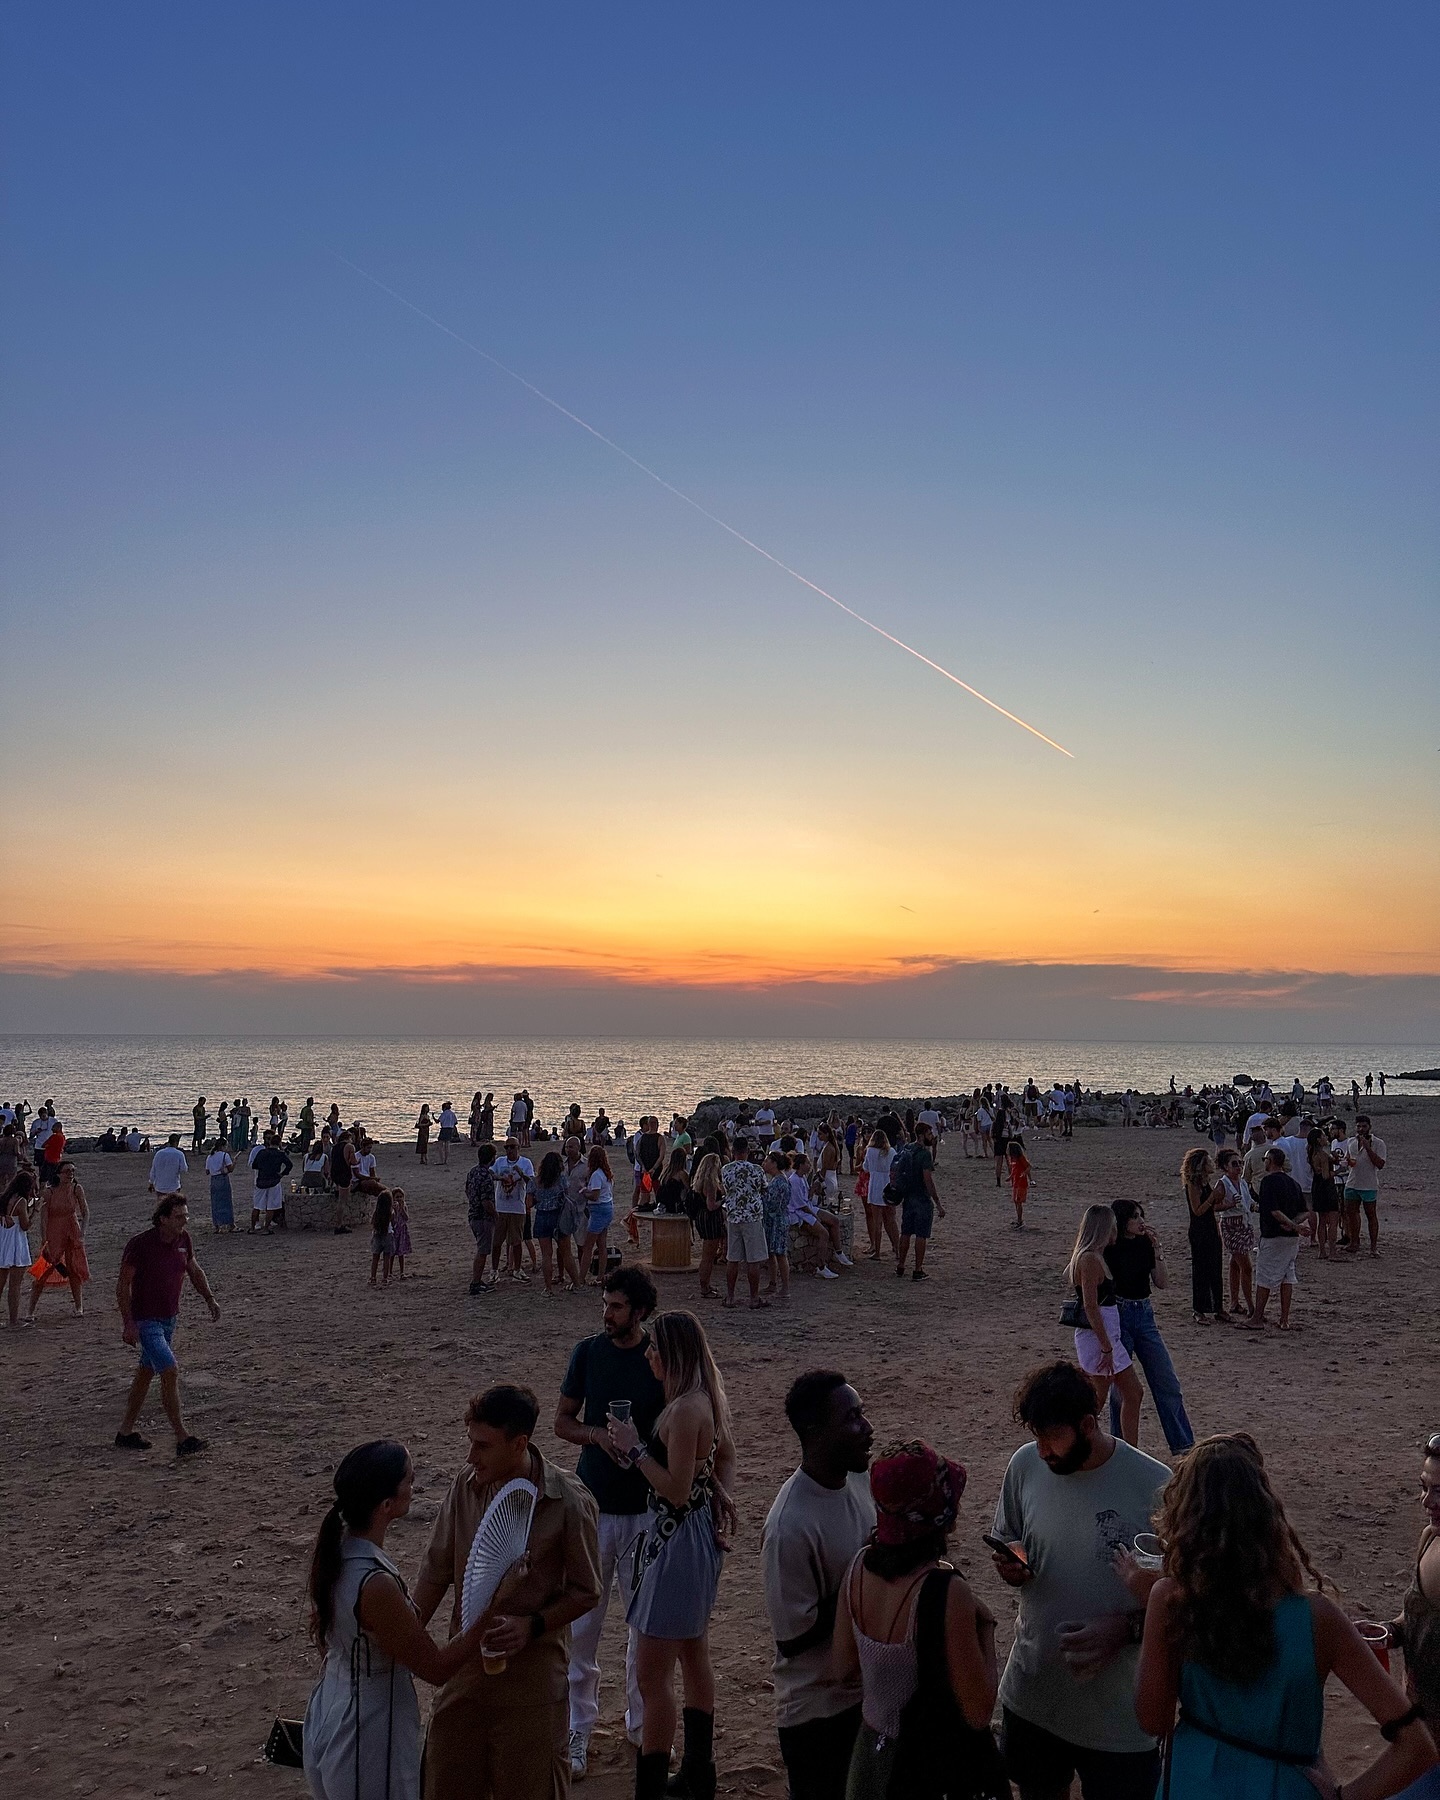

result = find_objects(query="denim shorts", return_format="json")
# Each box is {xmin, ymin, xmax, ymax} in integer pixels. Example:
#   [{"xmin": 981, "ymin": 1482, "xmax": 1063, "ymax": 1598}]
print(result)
[
  {"xmin": 137, "ymin": 1315, "xmax": 178, "ymax": 1373},
  {"xmin": 585, "ymin": 1202, "xmax": 614, "ymax": 1234},
  {"xmin": 532, "ymin": 1207, "xmax": 563, "ymax": 1240}
]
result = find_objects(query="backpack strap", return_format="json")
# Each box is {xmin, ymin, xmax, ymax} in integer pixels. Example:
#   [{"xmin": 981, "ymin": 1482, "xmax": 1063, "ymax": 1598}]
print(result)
[{"xmin": 912, "ymin": 1567, "xmax": 954, "ymax": 1699}]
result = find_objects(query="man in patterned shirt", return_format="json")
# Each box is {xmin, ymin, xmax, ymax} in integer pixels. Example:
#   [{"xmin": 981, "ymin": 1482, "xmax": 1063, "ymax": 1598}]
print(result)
[{"xmin": 721, "ymin": 1137, "xmax": 770, "ymax": 1310}]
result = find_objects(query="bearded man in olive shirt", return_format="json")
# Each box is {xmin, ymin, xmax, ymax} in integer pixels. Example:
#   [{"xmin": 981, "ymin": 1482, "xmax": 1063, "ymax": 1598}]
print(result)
[{"xmin": 415, "ymin": 1383, "xmax": 600, "ymax": 1800}]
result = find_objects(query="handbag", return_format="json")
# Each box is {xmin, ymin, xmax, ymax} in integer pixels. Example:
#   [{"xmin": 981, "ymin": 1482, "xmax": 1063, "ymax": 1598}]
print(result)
[
  {"xmin": 1058, "ymin": 1294, "xmax": 1085, "ymax": 1329},
  {"xmin": 888, "ymin": 1570, "xmax": 1009, "ymax": 1799},
  {"xmin": 263, "ymin": 1717, "xmax": 304, "ymax": 1767}
]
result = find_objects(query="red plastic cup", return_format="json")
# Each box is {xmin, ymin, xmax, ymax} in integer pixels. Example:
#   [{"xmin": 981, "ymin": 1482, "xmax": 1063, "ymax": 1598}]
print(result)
[{"xmin": 1355, "ymin": 1621, "xmax": 1391, "ymax": 1671}]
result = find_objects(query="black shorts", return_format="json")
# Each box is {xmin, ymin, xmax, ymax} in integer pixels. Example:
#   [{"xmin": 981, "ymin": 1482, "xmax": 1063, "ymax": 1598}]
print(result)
[{"xmin": 1001, "ymin": 1707, "xmax": 1160, "ymax": 1800}]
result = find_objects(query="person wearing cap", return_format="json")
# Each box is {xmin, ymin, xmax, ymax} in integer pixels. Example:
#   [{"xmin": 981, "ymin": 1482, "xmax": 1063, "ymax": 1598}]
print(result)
[
  {"xmin": 832, "ymin": 1440, "xmax": 1008, "ymax": 1799},
  {"xmin": 990, "ymin": 1359, "xmax": 1170, "ymax": 1800},
  {"xmin": 761, "ymin": 1371, "xmax": 877, "ymax": 1799}
]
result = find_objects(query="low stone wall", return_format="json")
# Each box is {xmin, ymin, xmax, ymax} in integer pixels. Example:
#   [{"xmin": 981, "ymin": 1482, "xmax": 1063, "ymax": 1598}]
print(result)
[{"xmin": 285, "ymin": 1188, "xmax": 370, "ymax": 1231}]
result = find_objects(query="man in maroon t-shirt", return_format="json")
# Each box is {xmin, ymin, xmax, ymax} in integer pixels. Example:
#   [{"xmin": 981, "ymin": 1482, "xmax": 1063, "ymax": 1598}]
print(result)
[{"xmin": 114, "ymin": 1196, "xmax": 221, "ymax": 1456}]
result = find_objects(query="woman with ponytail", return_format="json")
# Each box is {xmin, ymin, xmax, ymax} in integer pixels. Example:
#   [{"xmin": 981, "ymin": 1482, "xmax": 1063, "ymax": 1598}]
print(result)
[{"xmin": 303, "ymin": 1441, "xmax": 487, "ymax": 1800}]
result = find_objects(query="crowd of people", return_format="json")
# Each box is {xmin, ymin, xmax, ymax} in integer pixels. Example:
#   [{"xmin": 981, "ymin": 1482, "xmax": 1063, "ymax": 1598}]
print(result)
[
  {"xmin": 291, "ymin": 1262, "xmax": 1440, "ymax": 1800},
  {"xmin": 3, "ymin": 1073, "xmax": 1431, "ymax": 1800}
]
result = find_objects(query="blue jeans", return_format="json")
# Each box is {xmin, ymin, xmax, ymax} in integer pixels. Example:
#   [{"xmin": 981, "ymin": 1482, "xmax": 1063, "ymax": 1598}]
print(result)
[{"xmin": 1108, "ymin": 1298, "xmax": 1194, "ymax": 1453}]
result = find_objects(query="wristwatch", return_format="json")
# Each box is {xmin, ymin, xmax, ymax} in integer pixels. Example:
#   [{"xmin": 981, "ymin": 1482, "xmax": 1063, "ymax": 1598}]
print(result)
[{"xmin": 625, "ymin": 1443, "xmax": 646, "ymax": 1467}]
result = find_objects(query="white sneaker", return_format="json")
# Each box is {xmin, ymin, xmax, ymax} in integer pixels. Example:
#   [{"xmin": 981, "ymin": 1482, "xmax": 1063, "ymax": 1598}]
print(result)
[
  {"xmin": 568, "ymin": 1731, "xmax": 589, "ymax": 1778},
  {"xmin": 818, "ymin": 1266, "xmax": 840, "ymax": 1279},
  {"xmin": 835, "ymin": 1252, "xmax": 854, "ymax": 1266}
]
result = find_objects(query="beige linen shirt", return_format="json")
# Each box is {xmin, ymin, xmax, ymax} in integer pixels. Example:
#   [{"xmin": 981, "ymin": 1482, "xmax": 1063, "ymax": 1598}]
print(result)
[{"xmin": 416, "ymin": 1448, "xmax": 600, "ymax": 1708}]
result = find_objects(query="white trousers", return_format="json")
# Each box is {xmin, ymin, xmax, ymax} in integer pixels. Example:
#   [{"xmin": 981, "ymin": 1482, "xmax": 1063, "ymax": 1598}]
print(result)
[{"xmin": 567, "ymin": 1510, "xmax": 646, "ymax": 1739}]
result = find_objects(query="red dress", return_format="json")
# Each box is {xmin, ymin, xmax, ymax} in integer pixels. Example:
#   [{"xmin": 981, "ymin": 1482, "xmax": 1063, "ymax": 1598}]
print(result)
[{"xmin": 35, "ymin": 1186, "xmax": 89, "ymax": 1286}]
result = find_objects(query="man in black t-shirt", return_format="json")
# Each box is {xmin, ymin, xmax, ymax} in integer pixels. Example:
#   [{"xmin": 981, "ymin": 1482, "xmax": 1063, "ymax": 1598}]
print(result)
[
  {"xmin": 246, "ymin": 1132, "xmax": 293, "ymax": 1234},
  {"xmin": 554, "ymin": 1266, "xmax": 666, "ymax": 1777},
  {"xmin": 1249, "ymin": 1149, "xmax": 1304, "ymax": 1331}
]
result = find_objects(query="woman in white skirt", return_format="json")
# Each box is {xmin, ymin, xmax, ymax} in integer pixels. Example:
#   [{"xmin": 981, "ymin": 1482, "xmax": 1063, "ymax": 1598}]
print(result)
[
  {"xmin": 303, "ymin": 1440, "xmax": 487, "ymax": 1800},
  {"xmin": 0, "ymin": 1171, "xmax": 36, "ymax": 1328},
  {"xmin": 607, "ymin": 1311, "xmax": 737, "ymax": 1800},
  {"xmin": 1066, "ymin": 1204, "xmax": 1143, "ymax": 1446}
]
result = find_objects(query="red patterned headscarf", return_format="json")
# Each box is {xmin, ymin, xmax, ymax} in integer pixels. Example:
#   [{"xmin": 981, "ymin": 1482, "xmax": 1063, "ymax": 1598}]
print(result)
[{"xmin": 869, "ymin": 1440, "xmax": 967, "ymax": 1545}]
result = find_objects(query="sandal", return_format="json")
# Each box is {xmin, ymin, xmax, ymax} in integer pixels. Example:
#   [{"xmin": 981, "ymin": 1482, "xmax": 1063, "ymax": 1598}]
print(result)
[{"xmin": 114, "ymin": 1431, "xmax": 152, "ymax": 1450}]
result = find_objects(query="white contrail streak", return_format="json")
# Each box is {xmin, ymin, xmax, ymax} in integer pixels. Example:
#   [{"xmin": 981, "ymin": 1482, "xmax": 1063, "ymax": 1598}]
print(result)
[{"xmin": 335, "ymin": 254, "xmax": 1075, "ymax": 758}]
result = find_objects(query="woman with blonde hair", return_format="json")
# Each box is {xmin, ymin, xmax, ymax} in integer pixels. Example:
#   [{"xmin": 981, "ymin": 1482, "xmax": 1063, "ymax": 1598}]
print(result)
[
  {"xmin": 1065, "ymin": 1203, "xmax": 1143, "ymax": 1444},
  {"xmin": 688, "ymin": 1150, "xmax": 726, "ymax": 1299},
  {"xmin": 1181, "ymin": 1146, "xmax": 1228, "ymax": 1324},
  {"xmin": 860, "ymin": 1128, "xmax": 898, "ymax": 1259},
  {"xmin": 608, "ymin": 1310, "xmax": 737, "ymax": 1800},
  {"xmin": 1135, "ymin": 1433, "xmax": 1435, "ymax": 1798}
]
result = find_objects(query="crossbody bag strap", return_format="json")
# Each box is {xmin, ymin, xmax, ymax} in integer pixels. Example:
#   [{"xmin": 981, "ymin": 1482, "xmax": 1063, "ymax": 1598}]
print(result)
[{"xmin": 1176, "ymin": 1707, "xmax": 1315, "ymax": 1767}]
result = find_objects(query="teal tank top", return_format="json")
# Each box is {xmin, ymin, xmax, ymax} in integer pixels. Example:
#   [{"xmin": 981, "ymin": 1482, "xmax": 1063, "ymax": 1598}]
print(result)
[{"xmin": 1168, "ymin": 1591, "xmax": 1323, "ymax": 1799}]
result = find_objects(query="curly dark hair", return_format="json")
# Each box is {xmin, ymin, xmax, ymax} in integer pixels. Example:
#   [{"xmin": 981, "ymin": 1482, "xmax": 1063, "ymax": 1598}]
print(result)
[{"xmin": 1158, "ymin": 1433, "xmax": 1326, "ymax": 1684}]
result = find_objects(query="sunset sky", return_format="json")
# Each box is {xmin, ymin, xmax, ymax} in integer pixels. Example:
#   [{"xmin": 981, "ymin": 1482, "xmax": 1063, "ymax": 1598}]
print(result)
[{"xmin": 3, "ymin": 5, "xmax": 1436, "ymax": 1033}]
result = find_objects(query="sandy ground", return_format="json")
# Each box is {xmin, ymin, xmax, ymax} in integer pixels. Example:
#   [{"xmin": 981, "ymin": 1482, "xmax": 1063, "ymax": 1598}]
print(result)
[{"xmin": 2, "ymin": 1097, "xmax": 1436, "ymax": 1799}]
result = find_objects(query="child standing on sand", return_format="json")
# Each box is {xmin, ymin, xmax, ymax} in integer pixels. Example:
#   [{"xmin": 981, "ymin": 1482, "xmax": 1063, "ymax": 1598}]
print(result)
[
  {"xmin": 369, "ymin": 1190, "xmax": 395, "ymax": 1288},
  {"xmin": 389, "ymin": 1188, "xmax": 411, "ymax": 1278},
  {"xmin": 1007, "ymin": 1140, "xmax": 1031, "ymax": 1228}
]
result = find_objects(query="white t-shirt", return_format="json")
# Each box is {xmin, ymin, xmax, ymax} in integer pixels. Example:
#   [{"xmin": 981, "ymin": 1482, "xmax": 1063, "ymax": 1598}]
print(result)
[
  {"xmin": 917, "ymin": 1109, "xmax": 940, "ymax": 1134},
  {"xmin": 356, "ymin": 1152, "xmax": 377, "ymax": 1180},
  {"xmin": 149, "ymin": 1146, "xmax": 188, "ymax": 1192},
  {"xmin": 509, "ymin": 1099, "xmax": 527, "ymax": 1128},
  {"xmin": 492, "ymin": 1155, "xmax": 534, "ymax": 1214},
  {"xmin": 205, "ymin": 1150, "xmax": 232, "ymax": 1177},
  {"xmin": 761, "ymin": 1469, "xmax": 875, "ymax": 1728},
  {"xmin": 584, "ymin": 1170, "xmax": 613, "ymax": 1208},
  {"xmin": 126, "ymin": 1131, "xmax": 142, "ymax": 1151},
  {"xmin": 1272, "ymin": 1134, "xmax": 1313, "ymax": 1194},
  {"xmin": 755, "ymin": 1108, "xmax": 776, "ymax": 1135},
  {"xmin": 862, "ymin": 1145, "xmax": 894, "ymax": 1201},
  {"xmin": 1244, "ymin": 1110, "xmax": 1270, "ymax": 1140},
  {"xmin": 439, "ymin": 1108, "xmax": 457, "ymax": 1132},
  {"xmin": 1343, "ymin": 1136, "xmax": 1386, "ymax": 1194}
]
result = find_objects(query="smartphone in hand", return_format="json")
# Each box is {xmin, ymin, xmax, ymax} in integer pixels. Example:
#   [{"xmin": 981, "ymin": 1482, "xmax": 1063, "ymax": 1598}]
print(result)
[{"xmin": 982, "ymin": 1533, "xmax": 1029, "ymax": 1568}]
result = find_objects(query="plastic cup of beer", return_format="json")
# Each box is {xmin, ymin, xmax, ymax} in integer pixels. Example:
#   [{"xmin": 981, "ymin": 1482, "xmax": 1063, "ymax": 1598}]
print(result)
[
  {"xmin": 1355, "ymin": 1622, "xmax": 1391, "ymax": 1671},
  {"xmin": 481, "ymin": 1630, "xmax": 508, "ymax": 1677},
  {"xmin": 608, "ymin": 1400, "xmax": 632, "ymax": 1424},
  {"xmin": 1132, "ymin": 1533, "xmax": 1166, "ymax": 1572}
]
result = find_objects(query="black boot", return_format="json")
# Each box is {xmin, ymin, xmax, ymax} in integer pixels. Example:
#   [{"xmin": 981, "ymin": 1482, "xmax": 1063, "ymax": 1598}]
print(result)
[
  {"xmin": 636, "ymin": 1750, "xmax": 671, "ymax": 1800},
  {"xmin": 664, "ymin": 1709, "xmax": 716, "ymax": 1800}
]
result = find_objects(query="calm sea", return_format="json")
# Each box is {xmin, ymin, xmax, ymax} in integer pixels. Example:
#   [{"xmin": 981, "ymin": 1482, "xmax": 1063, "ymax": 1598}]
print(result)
[{"xmin": 1, "ymin": 1036, "xmax": 1435, "ymax": 1139}]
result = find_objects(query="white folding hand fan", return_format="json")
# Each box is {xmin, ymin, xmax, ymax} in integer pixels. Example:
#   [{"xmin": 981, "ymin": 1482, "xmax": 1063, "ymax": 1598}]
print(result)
[{"xmin": 460, "ymin": 1478, "xmax": 538, "ymax": 1630}]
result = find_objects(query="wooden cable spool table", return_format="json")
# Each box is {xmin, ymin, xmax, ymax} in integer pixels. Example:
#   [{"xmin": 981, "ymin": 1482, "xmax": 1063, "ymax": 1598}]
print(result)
[{"xmin": 635, "ymin": 1210, "xmax": 694, "ymax": 1271}]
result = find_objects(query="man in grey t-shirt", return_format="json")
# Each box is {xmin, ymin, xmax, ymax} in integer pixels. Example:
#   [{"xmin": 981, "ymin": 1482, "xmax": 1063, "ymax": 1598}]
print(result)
[
  {"xmin": 990, "ymin": 1360, "xmax": 1169, "ymax": 1800},
  {"xmin": 761, "ymin": 1370, "xmax": 876, "ymax": 1800}
]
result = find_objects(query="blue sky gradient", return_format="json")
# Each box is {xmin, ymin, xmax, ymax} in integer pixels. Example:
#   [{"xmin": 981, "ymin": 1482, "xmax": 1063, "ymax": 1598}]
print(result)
[{"xmin": 3, "ymin": 3, "xmax": 1436, "ymax": 1023}]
